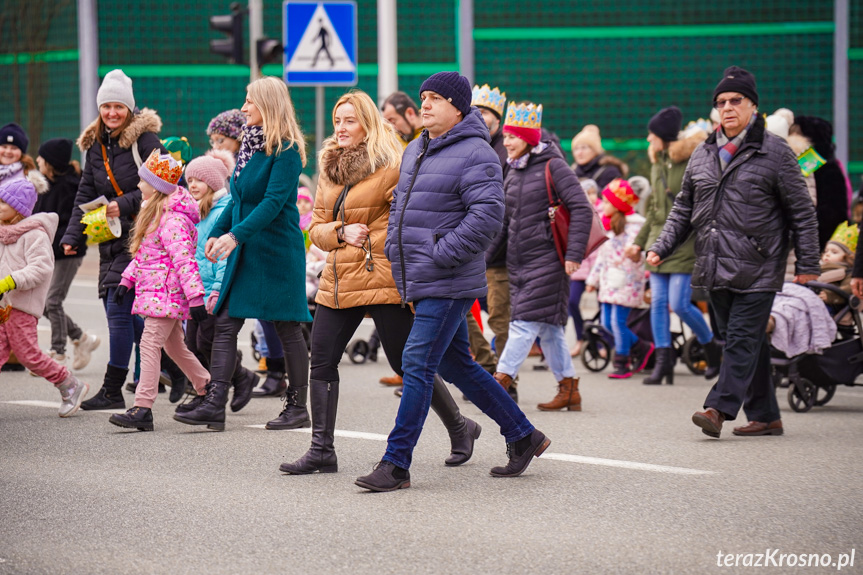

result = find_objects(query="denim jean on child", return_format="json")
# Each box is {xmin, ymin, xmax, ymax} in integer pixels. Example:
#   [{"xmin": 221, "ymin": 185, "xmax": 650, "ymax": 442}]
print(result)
[
  {"xmin": 649, "ymin": 273, "xmax": 713, "ymax": 348},
  {"xmin": 497, "ymin": 320, "xmax": 577, "ymax": 381},
  {"xmin": 601, "ymin": 302, "xmax": 637, "ymax": 355},
  {"xmin": 383, "ymin": 297, "xmax": 535, "ymax": 470},
  {"xmin": 102, "ymin": 286, "xmax": 144, "ymax": 369}
]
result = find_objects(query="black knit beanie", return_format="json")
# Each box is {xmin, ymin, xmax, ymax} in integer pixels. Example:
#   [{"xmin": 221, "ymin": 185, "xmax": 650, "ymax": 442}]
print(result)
[
  {"xmin": 648, "ymin": 106, "xmax": 683, "ymax": 142},
  {"xmin": 419, "ymin": 72, "xmax": 472, "ymax": 117},
  {"xmin": 713, "ymin": 66, "xmax": 759, "ymax": 106},
  {"xmin": 38, "ymin": 138, "xmax": 74, "ymax": 172}
]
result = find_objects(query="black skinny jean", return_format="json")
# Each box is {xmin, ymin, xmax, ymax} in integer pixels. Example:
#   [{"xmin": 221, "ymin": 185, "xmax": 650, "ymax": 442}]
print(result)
[{"xmin": 310, "ymin": 303, "xmax": 414, "ymax": 382}]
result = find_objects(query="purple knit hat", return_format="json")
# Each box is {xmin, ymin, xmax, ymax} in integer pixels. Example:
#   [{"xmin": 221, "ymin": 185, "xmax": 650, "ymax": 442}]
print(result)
[
  {"xmin": 0, "ymin": 177, "xmax": 38, "ymax": 218},
  {"xmin": 206, "ymin": 109, "xmax": 246, "ymax": 140}
]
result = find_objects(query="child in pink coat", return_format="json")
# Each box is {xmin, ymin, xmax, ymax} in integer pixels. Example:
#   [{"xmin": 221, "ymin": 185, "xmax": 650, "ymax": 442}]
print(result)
[
  {"xmin": 0, "ymin": 177, "xmax": 90, "ymax": 416},
  {"xmin": 108, "ymin": 150, "xmax": 209, "ymax": 431}
]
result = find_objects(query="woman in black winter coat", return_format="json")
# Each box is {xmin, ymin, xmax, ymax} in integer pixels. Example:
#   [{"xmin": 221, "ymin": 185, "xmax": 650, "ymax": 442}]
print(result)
[
  {"xmin": 33, "ymin": 139, "xmax": 101, "ymax": 370},
  {"xmin": 492, "ymin": 102, "xmax": 593, "ymax": 412},
  {"xmin": 60, "ymin": 70, "xmax": 166, "ymax": 410}
]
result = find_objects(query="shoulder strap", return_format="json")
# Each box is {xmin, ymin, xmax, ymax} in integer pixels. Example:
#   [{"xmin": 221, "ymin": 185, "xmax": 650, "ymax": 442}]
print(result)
[
  {"xmin": 545, "ymin": 162, "xmax": 560, "ymax": 205},
  {"xmin": 100, "ymin": 142, "xmax": 124, "ymax": 197},
  {"xmin": 332, "ymin": 185, "xmax": 351, "ymax": 223},
  {"xmin": 592, "ymin": 165, "xmax": 607, "ymax": 182},
  {"xmin": 131, "ymin": 140, "xmax": 143, "ymax": 168}
]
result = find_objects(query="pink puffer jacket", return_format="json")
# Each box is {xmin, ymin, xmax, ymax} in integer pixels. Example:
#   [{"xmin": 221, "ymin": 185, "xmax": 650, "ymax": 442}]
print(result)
[{"xmin": 121, "ymin": 187, "xmax": 205, "ymax": 319}]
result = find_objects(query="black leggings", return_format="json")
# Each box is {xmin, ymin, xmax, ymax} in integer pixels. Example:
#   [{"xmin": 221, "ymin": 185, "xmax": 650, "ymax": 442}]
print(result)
[
  {"xmin": 209, "ymin": 299, "xmax": 309, "ymax": 389},
  {"xmin": 310, "ymin": 304, "xmax": 413, "ymax": 382}
]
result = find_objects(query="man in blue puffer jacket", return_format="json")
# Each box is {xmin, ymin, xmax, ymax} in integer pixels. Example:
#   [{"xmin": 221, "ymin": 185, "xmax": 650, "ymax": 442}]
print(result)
[{"xmin": 356, "ymin": 72, "xmax": 550, "ymax": 492}]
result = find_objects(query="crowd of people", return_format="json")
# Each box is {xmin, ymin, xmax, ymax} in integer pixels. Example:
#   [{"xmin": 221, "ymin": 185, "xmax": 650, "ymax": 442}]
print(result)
[{"xmin": 1, "ymin": 64, "xmax": 861, "ymax": 492}]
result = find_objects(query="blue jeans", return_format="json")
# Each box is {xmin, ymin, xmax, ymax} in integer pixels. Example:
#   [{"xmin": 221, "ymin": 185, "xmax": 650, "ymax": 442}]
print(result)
[
  {"xmin": 102, "ymin": 286, "xmax": 144, "ymax": 370},
  {"xmin": 649, "ymin": 273, "xmax": 713, "ymax": 348},
  {"xmin": 497, "ymin": 320, "xmax": 576, "ymax": 381},
  {"xmin": 383, "ymin": 298, "xmax": 535, "ymax": 470},
  {"xmin": 259, "ymin": 320, "xmax": 285, "ymax": 359},
  {"xmin": 601, "ymin": 302, "xmax": 636, "ymax": 355}
]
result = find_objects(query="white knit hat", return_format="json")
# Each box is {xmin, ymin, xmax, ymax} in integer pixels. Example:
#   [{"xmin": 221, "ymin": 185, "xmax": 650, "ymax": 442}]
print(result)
[{"xmin": 97, "ymin": 69, "xmax": 135, "ymax": 111}]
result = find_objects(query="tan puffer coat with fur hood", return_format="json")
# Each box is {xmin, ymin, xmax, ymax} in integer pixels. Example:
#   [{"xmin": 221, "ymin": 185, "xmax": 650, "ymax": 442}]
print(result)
[{"xmin": 310, "ymin": 141, "xmax": 401, "ymax": 309}]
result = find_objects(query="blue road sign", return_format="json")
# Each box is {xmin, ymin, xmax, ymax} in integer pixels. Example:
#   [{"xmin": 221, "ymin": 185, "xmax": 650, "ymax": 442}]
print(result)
[{"xmin": 284, "ymin": 1, "xmax": 358, "ymax": 86}]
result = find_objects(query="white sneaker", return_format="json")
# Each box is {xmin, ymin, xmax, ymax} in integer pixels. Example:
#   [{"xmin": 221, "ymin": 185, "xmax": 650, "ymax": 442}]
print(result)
[
  {"xmin": 57, "ymin": 374, "xmax": 90, "ymax": 418},
  {"xmin": 30, "ymin": 351, "xmax": 66, "ymax": 377},
  {"xmin": 72, "ymin": 333, "xmax": 101, "ymax": 371}
]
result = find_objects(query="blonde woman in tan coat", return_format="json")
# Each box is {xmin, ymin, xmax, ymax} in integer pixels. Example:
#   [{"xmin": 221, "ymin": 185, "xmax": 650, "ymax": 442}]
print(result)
[{"xmin": 280, "ymin": 90, "xmax": 479, "ymax": 475}]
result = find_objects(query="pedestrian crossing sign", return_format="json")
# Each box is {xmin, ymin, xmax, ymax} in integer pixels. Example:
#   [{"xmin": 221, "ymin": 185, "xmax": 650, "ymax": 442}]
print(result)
[{"xmin": 284, "ymin": 1, "xmax": 357, "ymax": 86}]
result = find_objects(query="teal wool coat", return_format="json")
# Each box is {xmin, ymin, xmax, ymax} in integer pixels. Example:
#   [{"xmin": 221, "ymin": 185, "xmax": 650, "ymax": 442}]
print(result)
[{"xmin": 210, "ymin": 143, "xmax": 312, "ymax": 322}]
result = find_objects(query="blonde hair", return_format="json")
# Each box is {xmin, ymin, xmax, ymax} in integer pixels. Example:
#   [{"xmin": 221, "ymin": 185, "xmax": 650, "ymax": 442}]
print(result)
[
  {"xmin": 246, "ymin": 77, "xmax": 307, "ymax": 166},
  {"xmin": 129, "ymin": 191, "xmax": 171, "ymax": 255},
  {"xmin": 319, "ymin": 90, "xmax": 403, "ymax": 172}
]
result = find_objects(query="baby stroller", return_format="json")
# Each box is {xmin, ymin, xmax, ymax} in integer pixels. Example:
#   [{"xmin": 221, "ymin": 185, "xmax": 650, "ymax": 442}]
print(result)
[{"xmin": 772, "ymin": 282, "xmax": 863, "ymax": 412}]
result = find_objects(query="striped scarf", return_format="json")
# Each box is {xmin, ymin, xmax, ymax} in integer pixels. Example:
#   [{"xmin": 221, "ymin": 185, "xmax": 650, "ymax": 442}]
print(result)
[
  {"xmin": 234, "ymin": 124, "xmax": 265, "ymax": 180},
  {"xmin": 715, "ymin": 113, "xmax": 755, "ymax": 172}
]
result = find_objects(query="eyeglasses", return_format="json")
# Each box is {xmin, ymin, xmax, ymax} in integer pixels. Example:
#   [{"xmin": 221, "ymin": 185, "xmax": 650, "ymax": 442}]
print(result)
[{"xmin": 713, "ymin": 97, "xmax": 745, "ymax": 110}]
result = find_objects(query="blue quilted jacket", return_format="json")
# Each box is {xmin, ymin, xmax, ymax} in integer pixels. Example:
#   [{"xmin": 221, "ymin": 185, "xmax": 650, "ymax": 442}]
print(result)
[{"xmin": 385, "ymin": 109, "xmax": 504, "ymax": 303}]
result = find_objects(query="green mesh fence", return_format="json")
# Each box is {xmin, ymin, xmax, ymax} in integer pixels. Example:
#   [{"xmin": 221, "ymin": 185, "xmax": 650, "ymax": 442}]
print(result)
[{"xmin": 0, "ymin": 0, "xmax": 860, "ymax": 185}]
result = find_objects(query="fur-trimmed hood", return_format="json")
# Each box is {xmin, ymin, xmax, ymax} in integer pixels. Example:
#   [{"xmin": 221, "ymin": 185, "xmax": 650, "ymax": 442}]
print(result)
[
  {"xmin": 598, "ymin": 154, "xmax": 629, "ymax": 178},
  {"xmin": 319, "ymin": 141, "xmax": 380, "ymax": 187},
  {"xmin": 26, "ymin": 168, "xmax": 49, "ymax": 195},
  {"xmin": 77, "ymin": 108, "xmax": 162, "ymax": 152},
  {"xmin": 666, "ymin": 130, "xmax": 709, "ymax": 164},
  {"xmin": 786, "ymin": 133, "xmax": 812, "ymax": 158}
]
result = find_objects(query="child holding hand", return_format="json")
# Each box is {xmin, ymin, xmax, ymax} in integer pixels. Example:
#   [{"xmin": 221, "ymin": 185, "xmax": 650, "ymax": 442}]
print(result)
[
  {"xmin": 108, "ymin": 151, "xmax": 210, "ymax": 431},
  {"xmin": 586, "ymin": 178, "xmax": 653, "ymax": 378},
  {"xmin": 0, "ymin": 177, "xmax": 90, "ymax": 416}
]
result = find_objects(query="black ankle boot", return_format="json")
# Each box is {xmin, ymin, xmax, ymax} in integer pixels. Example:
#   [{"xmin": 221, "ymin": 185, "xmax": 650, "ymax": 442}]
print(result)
[
  {"xmin": 252, "ymin": 356, "xmax": 287, "ymax": 397},
  {"xmin": 704, "ymin": 340, "xmax": 722, "ymax": 380},
  {"xmin": 280, "ymin": 380, "xmax": 339, "ymax": 474},
  {"xmin": 81, "ymin": 364, "xmax": 127, "ymax": 411},
  {"xmin": 429, "ymin": 375, "xmax": 481, "ymax": 466},
  {"xmin": 266, "ymin": 386, "xmax": 311, "ymax": 430},
  {"xmin": 173, "ymin": 381, "xmax": 229, "ymax": 431},
  {"xmin": 230, "ymin": 349, "xmax": 260, "ymax": 412},
  {"xmin": 162, "ymin": 358, "xmax": 189, "ymax": 404},
  {"xmin": 175, "ymin": 393, "xmax": 205, "ymax": 414},
  {"xmin": 109, "ymin": 406, "xmax": 154, "ymax": 431},
  {"xmin": 643, "ymin": 347, "xmax": 674, "ymax": 385},
  {"xmin": 489, "ymin": 429, "xmax": 551, "ymax": 478}
]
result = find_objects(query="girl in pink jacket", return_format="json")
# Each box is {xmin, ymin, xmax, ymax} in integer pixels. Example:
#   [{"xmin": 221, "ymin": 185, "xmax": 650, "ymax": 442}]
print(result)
[
  {"xmin": 0, "ymin": 177, "xmax": 90, "ymax": 417},
  {"xmin": 108, "ymin": 151, "xmax": 209, "ymax": 431}
]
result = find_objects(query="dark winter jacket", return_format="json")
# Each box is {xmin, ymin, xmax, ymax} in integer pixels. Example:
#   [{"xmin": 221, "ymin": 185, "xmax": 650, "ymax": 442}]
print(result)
[
  {"xmin": 814, "ymin": 160, "xmax": 850, "ymax": 252},
  {"xmin": 505, "ymin": 144, "xmax": 593, "ymax": 325},
  {"xmin": 61, "ymin": 109, "xmax": 165, "ymax": 297},
  {"xmin": 33, "ymin": 169, "xmax": 86, "ymax": 260},
  {"xmin": 574, "ymin": 153, "xmax": 628, "ymax": 191},
  {"xmin": 385, "ymin": 109, "xmax": 504, "ymax": 303},
  {"xmin": 649, "ymin": 115, "xmax": 820, "ymax": 293},
  {"xmin": 483, "ymin": 129, "xmax": 509, "ymax": 269},
  {"xmin": 489, "ymin": 129, "xmax": 507, "ymax": 170}
]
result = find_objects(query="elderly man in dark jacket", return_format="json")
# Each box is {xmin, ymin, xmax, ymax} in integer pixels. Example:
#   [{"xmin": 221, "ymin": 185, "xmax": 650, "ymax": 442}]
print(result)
[
  {"xmin": 355, "ymin": 72, "xmax": 549, "ymax": 492},
  {"xmin": 648, "ymin": 66, "xmax": 820, "ymax": 439}
]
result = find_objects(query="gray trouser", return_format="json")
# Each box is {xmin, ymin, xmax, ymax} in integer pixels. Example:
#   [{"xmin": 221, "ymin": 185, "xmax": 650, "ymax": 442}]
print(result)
[{"xmin": 43, "ymin": 257, "xmax": 84, "ymax": 354}]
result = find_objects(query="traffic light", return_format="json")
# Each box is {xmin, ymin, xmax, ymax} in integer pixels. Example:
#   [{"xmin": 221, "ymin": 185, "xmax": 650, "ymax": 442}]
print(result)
[
  {"xmin": 256, "ymin": 38, "xmax": 284, "ymax": 66},
  {"xmin": 209, "ymin": 3, "xmax": 244, "ymax": 64}
]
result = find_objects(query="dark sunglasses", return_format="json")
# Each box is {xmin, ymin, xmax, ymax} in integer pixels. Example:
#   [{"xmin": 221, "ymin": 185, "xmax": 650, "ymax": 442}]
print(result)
[{"xmin": 713, "ymin": 97, "xmax": 745, "ymax": 110}]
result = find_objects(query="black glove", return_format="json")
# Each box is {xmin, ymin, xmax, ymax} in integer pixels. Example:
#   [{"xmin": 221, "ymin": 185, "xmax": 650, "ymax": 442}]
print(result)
[
  {"xmin": 113, "ymin": 285, "xmax": 130, "ymax": 305},
  {"xmin": 190, "ymin": 305, "xmax": 207, "ymax": 323}
]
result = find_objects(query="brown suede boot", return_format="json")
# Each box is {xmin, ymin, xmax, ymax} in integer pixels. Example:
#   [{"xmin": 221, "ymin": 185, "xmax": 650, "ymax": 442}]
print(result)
[
  {"xmin": 493, "ymin": 372, "xmax": 514, "ymax": 390},
  {"xmin": 537, "ymin": 377, "xmax": 581, "ymax": 411}
]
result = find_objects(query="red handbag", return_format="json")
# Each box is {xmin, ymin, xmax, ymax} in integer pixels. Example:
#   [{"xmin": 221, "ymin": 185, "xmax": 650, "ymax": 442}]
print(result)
[{"xmin": 545, "ymin": 163, "xmax": 607, "ymax": 266}]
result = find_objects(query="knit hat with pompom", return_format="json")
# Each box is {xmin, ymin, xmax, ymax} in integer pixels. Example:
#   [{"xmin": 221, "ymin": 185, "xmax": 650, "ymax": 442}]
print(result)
[{"xmin": 184, "ymin": 149, "xmax": 236, "ymax": 193}]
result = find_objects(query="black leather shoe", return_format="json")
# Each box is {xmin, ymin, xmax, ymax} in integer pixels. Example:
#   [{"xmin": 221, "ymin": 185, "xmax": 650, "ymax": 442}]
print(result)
[
  {"xmin": 230, "ymin": 368, "xmax": 259, "ymax": 412},
  {"xmin": 252, "ymin": 372, "xmax": 287, "ymax": 397},
  {"xmin": 173, "ymin": 381, "xmax": 228, "ymax": 431},
  {"xmin": 265, "ymin": 387, "xmax": 311, "ymax": 430},
  {"xmin": 109, "ymin": 406, "xmax": 154, "ymax": 431},
  {"xmin": 445, "ymin": 418, "xmax": 481, "ymax": 466},
  {"xmin": 489, "ymin": 429, "xmax": 550, "ymax": 477},
  {"xmin": 175, "ymin": 394, "xmax": 205, "ymax": 414},
  {"xmin": 355, "ymin": 461, "xmax": 410, "ymax": 492}
]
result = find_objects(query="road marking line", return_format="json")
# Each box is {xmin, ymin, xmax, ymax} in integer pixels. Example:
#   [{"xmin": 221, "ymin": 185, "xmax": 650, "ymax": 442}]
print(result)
[
  {"xmin": 245, "ymin": 425, "xmax": 715, "ymax": 475},
  {"xmin": 2, "ymin": 400, "xmax": 125, "ymax": 414}
]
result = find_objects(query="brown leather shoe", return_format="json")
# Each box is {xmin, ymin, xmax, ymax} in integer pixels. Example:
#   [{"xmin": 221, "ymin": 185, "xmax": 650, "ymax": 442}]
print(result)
[
  {"xmin": 692, "ymin": 407, "xmax": 725, "ymax": 438},
  {"xmin": 379, "ymin": 374, "xmax": 403, "ymax": 386},
  {"xmin": 537, "ymin": 377, "xmax": 581, "ymax": 411},
  {"xmin": 493, "ymin": 372, "xmax": 514, "ymax": 390},
  {"xmin": 733, "ymin": 420, "xmax": 783, "ymax": 436}
]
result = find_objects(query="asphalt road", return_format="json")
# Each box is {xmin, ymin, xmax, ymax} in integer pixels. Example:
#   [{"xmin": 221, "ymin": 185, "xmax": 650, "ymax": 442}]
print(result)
[{"xmin": 2, "ymin": 251, "xmax": 862, "ymax": 575}]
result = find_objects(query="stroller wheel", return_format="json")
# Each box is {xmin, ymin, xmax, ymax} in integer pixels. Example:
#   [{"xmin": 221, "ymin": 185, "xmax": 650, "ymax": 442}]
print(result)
[
  {"xmin": 582, "ymin": 334, "xmax": 612, "ymax": 372},
  {"xmin": 346, "ymin": 339, "xmax": 369, "ymax": 364},
  {"xmin": 682, "ymin": 336, "xmax": 707, "ymax": 376},
  {"xmin": 814, "ymin": 383, "xmax": 836, "ymax": 407},
  {"xmin": 788, "ymin": 378, "xmax": 816, "ymax": 413},
  {"xmin": 250, "ymin": 331, "xmax": 261, "ymax": 362}
]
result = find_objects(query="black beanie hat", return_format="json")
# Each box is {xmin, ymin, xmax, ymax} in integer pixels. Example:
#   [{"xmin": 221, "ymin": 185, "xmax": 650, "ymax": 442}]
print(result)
[
  {"xmin": 38, "ymin": 138, "xmax": 74, "ymax": 172},
  {"xmin": 713, "ymin": 66, "xmax": 759, "ymax": 106},
  {"xmin": 419, "ymin": 71, "xmax": 472, "ymax": 118},
  {"xmin": 0, "ymin": 123, "xmax": 29, "ymax": 154},
  {"xmin": 794, "ymin": 115, "xmax": 835, "ymax": 161},
  {"xmin": 648, "ymin": 106, "xmax": 683, "ymax": 142}
]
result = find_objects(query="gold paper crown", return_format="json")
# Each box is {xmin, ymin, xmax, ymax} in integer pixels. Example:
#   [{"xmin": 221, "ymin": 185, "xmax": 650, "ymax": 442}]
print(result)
[
  {"xmin": 143, "ymin": 149, "xmax": 183, "ymax": 186},
  {"xmin": 829, "ymin": 221, "xmax": 858, "ymax": 254},
  {"xmin": 504, "ymin": 102, "xmax": 543, "ymax": 131},
  {"xmin": 471, "ymin": 84, "xmax": 506, "ymax": 118}
]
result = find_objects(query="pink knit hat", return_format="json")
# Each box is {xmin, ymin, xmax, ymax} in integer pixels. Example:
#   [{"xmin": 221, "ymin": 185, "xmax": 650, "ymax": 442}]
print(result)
[
  {"xmin": 297, "ymin": 187, "xmax": 312, "ymax": 203},
  {"xmin": 184, "ymin": 149, "xmax": 236, "ymax": 193}
]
